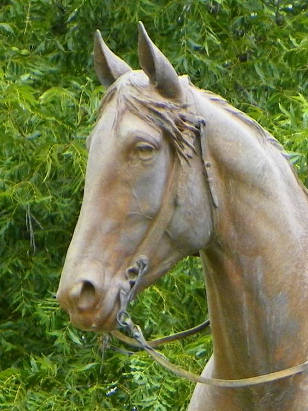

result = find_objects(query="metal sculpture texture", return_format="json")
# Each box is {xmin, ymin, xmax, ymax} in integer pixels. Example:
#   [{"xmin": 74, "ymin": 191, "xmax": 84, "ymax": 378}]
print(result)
[{"xmin": 57, "ymin": 23, "xmax": 308, "ymax": 410}]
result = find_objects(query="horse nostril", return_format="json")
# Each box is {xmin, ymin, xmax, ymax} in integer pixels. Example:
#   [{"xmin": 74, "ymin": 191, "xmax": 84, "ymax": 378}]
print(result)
[{"xmin": 70, "ymin": 280, "xmax": 97, "ymax": 312}]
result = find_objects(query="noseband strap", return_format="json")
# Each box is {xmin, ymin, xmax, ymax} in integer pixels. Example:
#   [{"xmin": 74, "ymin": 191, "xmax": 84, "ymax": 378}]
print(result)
[
  {"xmin": 117, "ymin": 149, "xmax": 180, "ymax": 319},
  {"xmin": 129, "ymin": 154, "xmax": 180, "ymax": 271}
]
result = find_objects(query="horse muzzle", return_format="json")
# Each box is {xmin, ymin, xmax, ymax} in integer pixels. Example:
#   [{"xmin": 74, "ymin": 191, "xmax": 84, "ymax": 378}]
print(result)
[{"xmin": 57, "ymin": 275, "xmax": 131, "ymax": 331}]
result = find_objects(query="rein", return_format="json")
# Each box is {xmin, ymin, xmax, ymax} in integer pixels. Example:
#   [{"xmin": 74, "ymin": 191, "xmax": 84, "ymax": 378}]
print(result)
[
  {"xmin": 114, "ymin": 259, "xmax": 308, "ymax": 388},
  {"xmin": 112, "ymin": 319, "xmax": 210, "ymax": 349}
]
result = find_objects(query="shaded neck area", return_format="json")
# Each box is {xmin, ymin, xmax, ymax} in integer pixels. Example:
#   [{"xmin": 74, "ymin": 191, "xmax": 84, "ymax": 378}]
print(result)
[{"xmin": 195, "ymin": 88, "xmax": 308, "ymax": 379}]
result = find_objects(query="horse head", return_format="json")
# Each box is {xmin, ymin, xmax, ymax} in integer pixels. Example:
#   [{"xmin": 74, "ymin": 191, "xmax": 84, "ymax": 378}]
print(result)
[{"xmin": 56, "ymin": 23, "xmax": 213, "ymax": 331}]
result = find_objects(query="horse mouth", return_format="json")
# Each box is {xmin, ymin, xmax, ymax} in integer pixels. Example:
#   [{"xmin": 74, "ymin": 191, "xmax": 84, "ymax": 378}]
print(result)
[{"xmin": 68, "ymin": 299, "xmax": 120, "ymax": 332}]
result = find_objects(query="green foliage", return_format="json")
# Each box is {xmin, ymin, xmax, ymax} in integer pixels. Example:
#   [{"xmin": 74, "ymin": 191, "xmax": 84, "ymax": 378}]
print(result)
[{"xmin": 0, "ymin": 0, "xmax": 307, "ymax": 410}]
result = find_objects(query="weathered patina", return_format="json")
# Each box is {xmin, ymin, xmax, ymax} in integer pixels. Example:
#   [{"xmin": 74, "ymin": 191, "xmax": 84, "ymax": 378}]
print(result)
[{"xmin": 57, "ymin": 23, "xmax": 308, "ymax": 410}]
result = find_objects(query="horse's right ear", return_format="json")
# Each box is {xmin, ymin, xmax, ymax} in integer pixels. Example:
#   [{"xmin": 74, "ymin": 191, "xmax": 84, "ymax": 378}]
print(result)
[
  {"xmin": 94, "ymin": 30, "xmax": 132, "ymax": 87},
  {"xmin": 138, "ymin": 22, "xmax": 182, "ymax": 99}
]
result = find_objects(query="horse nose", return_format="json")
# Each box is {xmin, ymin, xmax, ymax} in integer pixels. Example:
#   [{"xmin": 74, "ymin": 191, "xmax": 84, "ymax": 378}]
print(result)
[{"xmin": 59, "ymin": 280, "xmax": 98, "ymax": 312}]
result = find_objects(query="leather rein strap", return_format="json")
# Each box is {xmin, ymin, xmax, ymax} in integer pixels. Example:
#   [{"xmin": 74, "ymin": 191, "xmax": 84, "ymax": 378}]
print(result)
[
  {"xmin": 114, "ymin": 262, "xmax": 308, "ymax": 388},
  {"xmin": 113, "ymin": 129, "xmax": 308, "ymax": 388},
  {"xmin": 111, "ymin": 319, "xmax": 210, "ymax": 349}
]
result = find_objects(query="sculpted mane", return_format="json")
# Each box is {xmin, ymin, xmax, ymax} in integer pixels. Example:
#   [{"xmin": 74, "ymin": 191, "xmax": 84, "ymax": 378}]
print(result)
[
  {"xmin": 203, "ymin": 90, "xmax": 283, "ymax": 150},
  {"xmin": 200, "ymin": 89, "xmax": 308, "ymax": 197}
]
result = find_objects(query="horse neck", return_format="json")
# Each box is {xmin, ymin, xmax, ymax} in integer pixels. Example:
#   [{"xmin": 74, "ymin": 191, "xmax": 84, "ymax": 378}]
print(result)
[{"xmin": 194, "ymin": 89, "xmax": 308, "ymax": 378}]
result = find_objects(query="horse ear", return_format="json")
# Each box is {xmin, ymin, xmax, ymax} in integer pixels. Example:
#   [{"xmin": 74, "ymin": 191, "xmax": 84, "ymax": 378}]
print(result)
[
  {"xmin": 138, "ymin": 22, "xmax": 182, "ymax": 99},
  {"xmin": 94, "ymin": 30, "xmax": 132, "ymax": 87}
]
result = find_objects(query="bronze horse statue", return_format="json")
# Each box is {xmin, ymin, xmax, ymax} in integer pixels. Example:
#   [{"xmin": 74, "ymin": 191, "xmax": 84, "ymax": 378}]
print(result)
[{"xmin": 57, "ymin": 23, "xmax": 308, "ymax": 410}]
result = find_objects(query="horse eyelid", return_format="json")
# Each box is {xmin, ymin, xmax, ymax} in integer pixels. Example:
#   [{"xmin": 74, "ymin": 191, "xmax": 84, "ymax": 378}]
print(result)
[
  {"xmin": 134, "ymin": 134, "xmax": 161, "ymax": 151},
  {"xmin": 135, "ymin": 142, "xmax": 156, "ymax": 151}
]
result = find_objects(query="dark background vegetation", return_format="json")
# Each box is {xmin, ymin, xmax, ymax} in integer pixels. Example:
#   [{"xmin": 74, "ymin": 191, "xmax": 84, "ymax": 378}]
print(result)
[{"xmin": 0, "ymin": 0, "xmax": 307, "ymax": 409}]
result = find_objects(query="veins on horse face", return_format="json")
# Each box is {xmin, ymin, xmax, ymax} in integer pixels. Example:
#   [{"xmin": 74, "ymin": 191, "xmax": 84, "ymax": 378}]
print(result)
[{"xmin": 127, "ymin": 181, "xmax": 153, "ymax": 221}]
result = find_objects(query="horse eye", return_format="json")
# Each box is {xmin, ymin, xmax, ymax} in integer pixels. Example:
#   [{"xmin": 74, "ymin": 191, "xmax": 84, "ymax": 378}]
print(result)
[{"xmin": 135, "ymin": 141, "xmax": 156, "ymax": 160}]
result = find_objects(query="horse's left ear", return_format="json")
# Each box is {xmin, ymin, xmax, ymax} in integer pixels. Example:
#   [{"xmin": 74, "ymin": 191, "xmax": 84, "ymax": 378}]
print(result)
[
  {"xmin": 94, "ymin": 30, "xmax": 132, "ymax": 87},
  {"xmin": 138, "ymin": 22, "xmax": 182, "ymax": 100}
]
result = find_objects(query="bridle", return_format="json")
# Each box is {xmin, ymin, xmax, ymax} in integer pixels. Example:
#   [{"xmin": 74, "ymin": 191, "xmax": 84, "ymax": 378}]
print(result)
[{"xmin": 111, "ymin": 119, "xmax": 308, "ymax": 388}]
